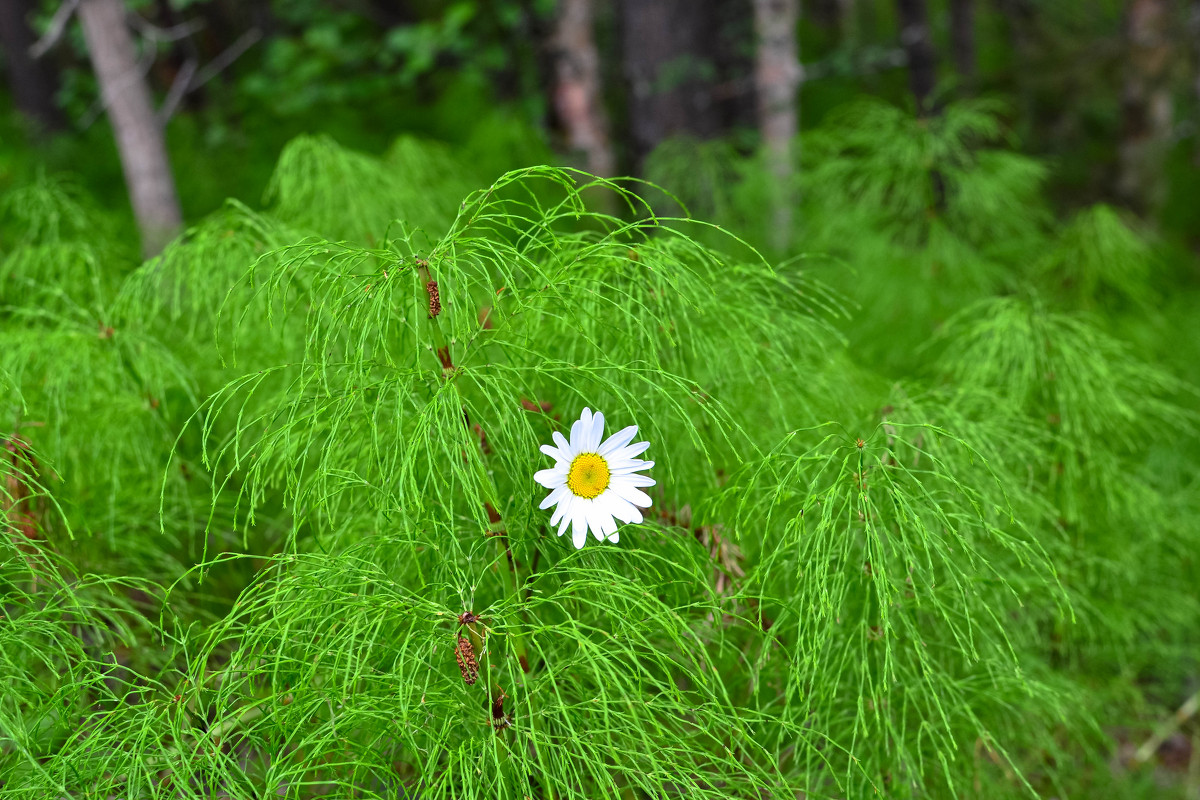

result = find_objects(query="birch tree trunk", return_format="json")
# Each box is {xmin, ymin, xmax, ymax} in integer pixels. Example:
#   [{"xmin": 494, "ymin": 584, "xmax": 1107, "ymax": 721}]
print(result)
[
  {"xmin": 753, "ymin": 0, "xmax": 801, "ymax": 251},
  {"xmin": 550, "ymin": 0, "xmax": 616, "ymax": 178},
  {"xmin": 896, "ymin": 0, "xmax": 937, "ymax": 115},
  {"xmin": 1117, "ymin": 0, "xmax": 1174, "ymax": 215},
  {"xmin": 78, "ymin": 0, "xmax": 182, "ymax": 257},
  {"xmin": 0, "ymin": 0, "xmax": 66, "ymax": 133}
]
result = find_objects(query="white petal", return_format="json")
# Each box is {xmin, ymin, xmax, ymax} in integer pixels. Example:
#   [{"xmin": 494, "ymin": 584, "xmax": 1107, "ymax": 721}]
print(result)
[
  {"xmin": 588, "ymin": 411, "xmax": 605, "ymax": 451},
  {"xmin": 611, "ymin": 481, "xmax": 652, "ymax": 509},
  {"xmin": 554, "ymin": 496, "xmax": 573, "ymax": 534},
  {"xmin": 571, "ymin": 409, "xmax": 591, "ymax": 450},
  {"xmin": 622, "ymin": 473, "xmax": 656, "ymax": 488},
  {"xmin": 540, "ymin": 443, "xmax": 565, "ymax": 462},
  {"xmin": 551, "ymin": 493, "xmax": 572, "ymax": 527},
  {"xmin": 599, "ymin": 511, "xmax": 618, "ymax": 539},
  {"xmin": 571, "ymin": 501, "xmax": 588, "ymax": 547},
  {"xmin": 608, "ymin": 495, "xmax": 643, "ymax": 525},
  {"xmin": 534, "ymin": 467, "xmax": 565, "ymax": 488},
  {"xmin": 608, "ymin": 529, "xmax": 619, "ymax": 544},
  {"xmin": 610, "ymin": 459, "xmax": 653, "ymax": 474},
  {"xmin": 588, "ymin": 504, "xmax": 609, "ymax": 541},
  {"xmin": 540, "ymin": 485, "xmax": 567, "ymax": 510},
  {"xmin": 599, "ymin": 425, "xmax": 638, "ymax": 456},
  {"xmin": 571, "ymin": 505, "xmax": 589, "ymax": 548},
  {"xmin": 613, "ymin": 440, "xmax": 651, "ymax": 459},
  {"xmin": 552, "ymin": 430, "xmax": 572, "ymax": 455}
]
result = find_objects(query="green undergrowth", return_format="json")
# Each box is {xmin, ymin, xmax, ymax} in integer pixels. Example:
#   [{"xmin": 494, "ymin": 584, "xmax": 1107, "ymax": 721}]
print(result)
[{"xmin": 1, "ymin": 101, "xmax": 1198, "ymax": 798}]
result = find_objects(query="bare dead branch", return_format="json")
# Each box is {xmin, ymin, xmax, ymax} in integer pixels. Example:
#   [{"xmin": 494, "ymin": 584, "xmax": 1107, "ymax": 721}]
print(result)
[
  {"xmin": 156, "ymin": 27, "xmax": 261, "ymax": 124},
  {"xmin": 157, "ymin": 57, "xmax": 197, "ymax": 123},
  {"xmin": 191, "ymin": 27, "xmax": 262, "ymax": 88},
  {"xmin": 1135, "ymin": 690, "xmax": 1200, "ymax": 765},
  {"xmin": 28, "ymin": 0, "xmax": 80, "ymax": 59},
  {"xmin": 127, "ymin": 14, "xmax": 205, "ymax": 43}
]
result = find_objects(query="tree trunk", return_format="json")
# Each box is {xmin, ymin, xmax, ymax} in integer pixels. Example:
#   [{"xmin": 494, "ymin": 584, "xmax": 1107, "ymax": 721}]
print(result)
[
  {"xmin": 1193, "ymin": 1, "xmax": 1200, "ymax": 166},
  {"xmin": 949, "ymin": 0, "xmax": 976, "ymax": 86},
  {"xmin": 0, "ymin": 0, "xmax": 66, "ymax": 133},
  {"xmin": 616, "ymin": 0, "xmax": 753, "ymax": 172},
  {"xmin": 896, "ymin": 0, "xmax": 937, "ymax": 115},
  {"xmin": 77, "ymin": 0, "xmax": 182, "ymax": 258},
  {"xmin": 550, "ymin": 0, "xmax": 616, "ymax": 177},
  {"xmin": 753, "ymin": 0, "xmax": 801, "ymax": 251},
  {"xmin": 1116, "ymin": 0, "xmax": 1173, "ymax": 215},
  {"xmin": 838, "ymin": 0, "xmax": 859, "ymax": 47},
  {"xmin": 992, "ymin": 0, "xmax": 1036, "ymax": 129}
]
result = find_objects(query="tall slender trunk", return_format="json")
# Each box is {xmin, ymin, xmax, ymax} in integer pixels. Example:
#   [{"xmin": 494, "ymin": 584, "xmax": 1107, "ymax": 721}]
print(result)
[
  {"xmin": 1192, "ymin": 1, "xmax": 1200, "ymax": 166},
  {"xmin": 993, "ymin": 0, "xmax": 1036, "ymax": 128},
  {"xmin": 0, "ymin": 0, "xmax": 66, "ymax": 133},
  {"xmin": 949, "ymin": 0, "xmax": 976, "ymax": 87},
  {"xmin": 896, "ymin": 0, "xmax": 937, "ymax": 115},
  {"xmin": 617, "ymin": 0, "xmax": 753, "ymax": 172},
  {"xmin": 1117, "ymin": 0, "xmax": 1173, "ymax": 215},
  {"xmin": 78, "ymin": 0, "xmax": 182, "ymax": 258},
  {"xmin": 753, "ymin": 0, "xmax": 801, "ymax": 250},
  {"xmin": 838, "ymin": 0, "xmax": 859, "ymax": 47},
  {"xmin": 550, "ymin": 0, "xmax": 616, "ymax": 178}
]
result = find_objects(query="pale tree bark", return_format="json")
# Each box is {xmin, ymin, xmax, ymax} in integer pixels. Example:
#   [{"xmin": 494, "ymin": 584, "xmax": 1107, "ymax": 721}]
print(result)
[
  {"xmin": 753, "ymin": 0, "xmax": 801, "ymax": 251},
  {"xmin": 77, "ymin": 0, "xmax": 182, "ymax": 257},
  {"xmin": 1116, "ymin": 0, "xmax": 1173, "ymax": 215},
  {"xmin": 0, "ymin": 0, "xmax": 66, "ymax": 133},
  {"xmin": 896, "ymin": 0, "xmax": 937, "ymax": 115},
  {"xmin": 550, "ymin": 0, "xmax": 616, "ymax": 178},
  {"xmin": 949, "ymin": 0, "xmax": 976, "ymax": 87}
]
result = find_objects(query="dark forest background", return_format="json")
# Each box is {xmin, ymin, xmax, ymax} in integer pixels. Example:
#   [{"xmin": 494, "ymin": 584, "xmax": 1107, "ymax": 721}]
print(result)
[{"xmin": 4, "ymin": 1, "xmax": 1200, "ymax": 243}]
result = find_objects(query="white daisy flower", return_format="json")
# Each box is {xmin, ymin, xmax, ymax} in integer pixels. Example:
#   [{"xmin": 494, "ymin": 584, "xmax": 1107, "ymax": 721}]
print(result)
[{"xmin": 534, "ymin": 408, "xmax": 655, "ymax": 549}]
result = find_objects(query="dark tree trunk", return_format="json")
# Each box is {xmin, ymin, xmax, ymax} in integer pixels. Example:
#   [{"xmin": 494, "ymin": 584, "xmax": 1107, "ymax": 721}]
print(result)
[
  {"xmin": 992, "ymin": 0, "xmax": 1035, "ymax": 63},
  {"xmin": 896, "ymin": 0, "xmax": 938, "ymax": 115},
  {"xmin": 949, "ymin": 0, "xmax": 976, "ymax": 86},
  {"xmin": 1117, "ymin": 0, "xmax": 1173, "ymax": 215},
  {"xmin": 551, "ymin": 0, "xmax": 616, "ymax": 177},
  {"xmin": 78, "ymin": 0, "xmax": 183, "ymax": 258},
  {"xmin": 1193, "ymin": 1, "xmax": 1200, "ymax": 166},
  {"xmin": 0, "ymin": 0, "xmax": 66, "ymax": 133},
  {"xmin": 616, "ymin": 0, "xmax": 754, "ymax": 171},
  {"xmin": 838, "ymin": 0, "xmax": 859, "ymax": 47},
  {"xmin": 753, "ymin": 0, "xmax": 801, "ymax": 250},
  {"xmin": 992, "ymin": 0, "xmax": 1036, "ymax": 126}
]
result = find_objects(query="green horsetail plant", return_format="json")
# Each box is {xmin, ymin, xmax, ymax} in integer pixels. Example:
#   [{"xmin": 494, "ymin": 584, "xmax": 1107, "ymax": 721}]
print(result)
[
  {"xmin": 2, "ymin": 116, "xmax": 1195, "ymax": 798},
  {"xmin": 714, "ymin": 399, "xmax": 1069, "ymax": 797},
  {"xmin": 0, "ymin": 435, "xmax": 166, "ymax": 792},
  {"xmin": 14, "ymin": 162, "xmax": 1087, "ymax": 798},
  {"xmin": 930, "ymin": 297, "xmax": 1200, "ymax": 680}
]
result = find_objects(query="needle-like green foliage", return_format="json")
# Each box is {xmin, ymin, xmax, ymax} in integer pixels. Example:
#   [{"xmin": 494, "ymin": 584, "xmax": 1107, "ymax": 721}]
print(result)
[{"xmin": 1, "ymin": 102, "xmax": 1197, "ymax": 799}]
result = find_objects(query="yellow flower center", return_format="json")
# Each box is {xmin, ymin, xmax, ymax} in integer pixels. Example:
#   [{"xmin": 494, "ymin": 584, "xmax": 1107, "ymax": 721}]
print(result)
[{"xmin": 567, "ymin": 453, "xmax": 610, "ymax": 499}]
